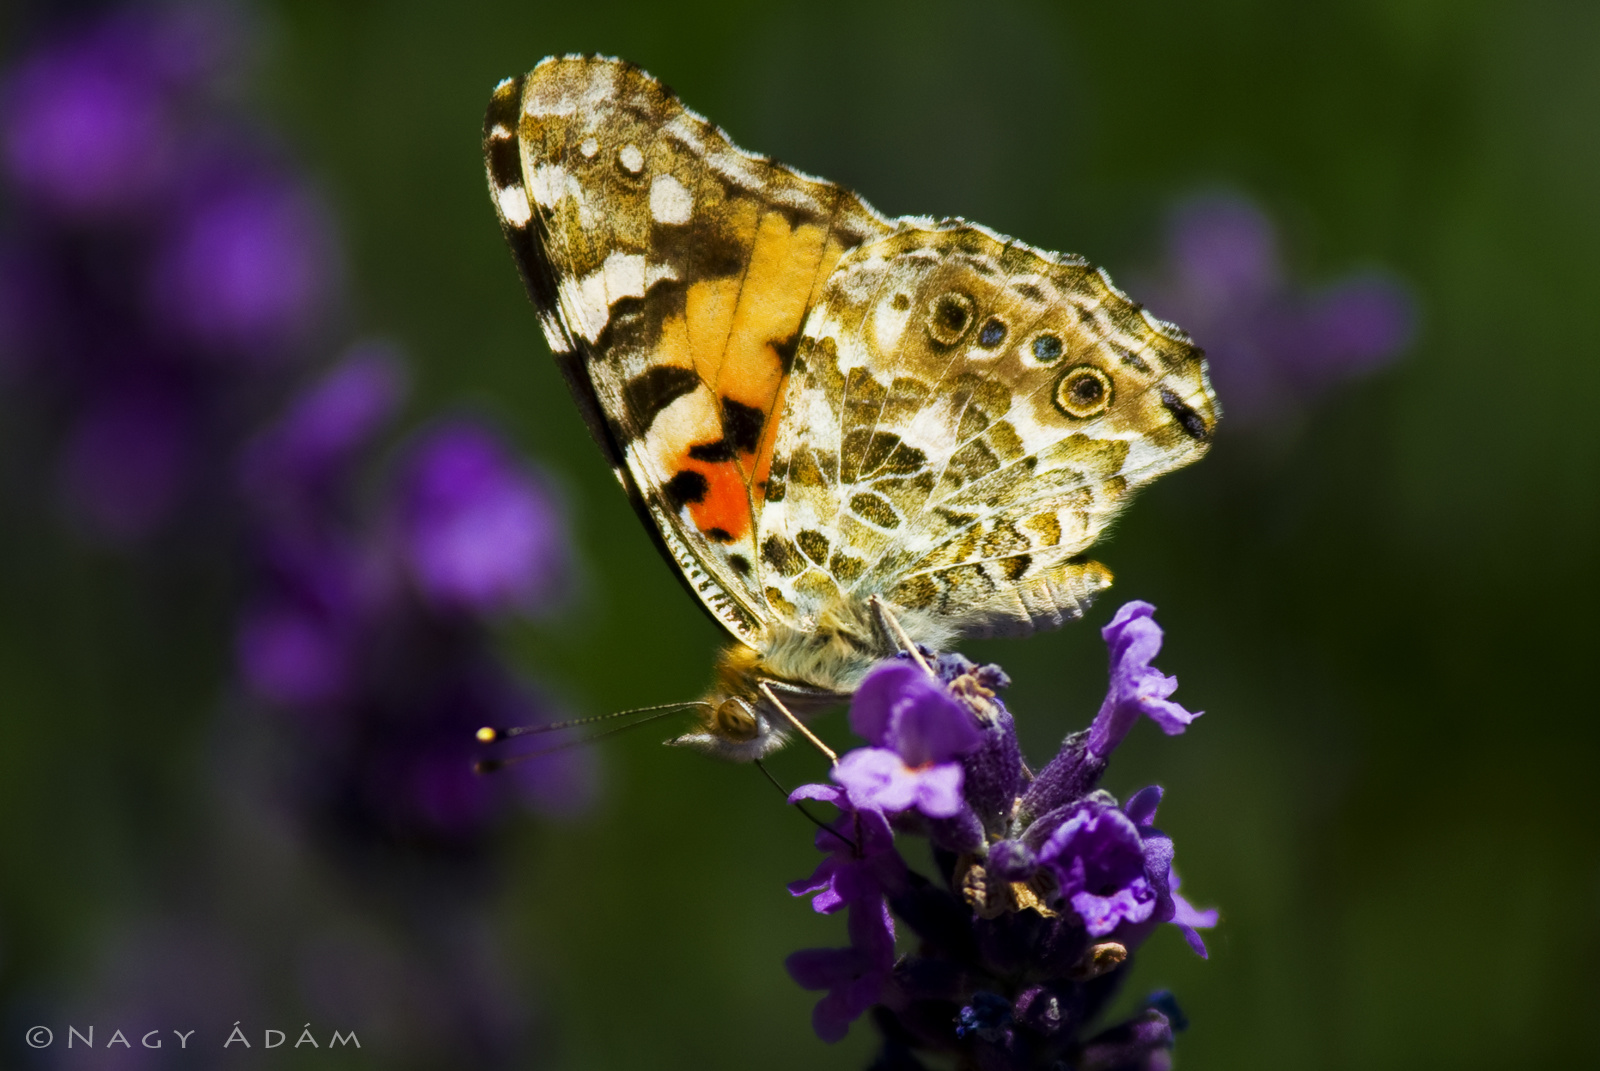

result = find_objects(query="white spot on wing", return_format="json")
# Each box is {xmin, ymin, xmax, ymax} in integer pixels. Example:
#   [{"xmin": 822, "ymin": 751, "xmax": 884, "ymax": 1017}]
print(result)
[
  {"xmin": 527, "ymin": 163, "xmax": 569, "ymax": 207},
  {"xmin": 618, "ymin": 143, "xmax": 645, "ymax": 175},
  {"xmin": 487, "ymin": 123, "xmax": 514, "ymax": 141},
  {"xmin": 496, "ymin": 184, "xmax": 531, "ymax": 226},
  {"xmin": 650, "ymin": 174, "xmax": 692, "ymax": 224},
  {"xmin": 580, "ymin": 136, "xmax": 599, "ymax": 159},
  {"xmin": 561, "ymin": 252, "xmax": 679, "ymax": 342},
  {"xmin": 527, "ymin": 163, "xmax": 598, "ymax": 229}
]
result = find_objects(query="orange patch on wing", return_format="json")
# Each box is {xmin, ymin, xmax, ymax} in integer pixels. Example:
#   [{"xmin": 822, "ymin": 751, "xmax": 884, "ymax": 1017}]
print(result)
[{"xmin": 682, "ymin": 457, "xmax": 753, "ymax": 541}]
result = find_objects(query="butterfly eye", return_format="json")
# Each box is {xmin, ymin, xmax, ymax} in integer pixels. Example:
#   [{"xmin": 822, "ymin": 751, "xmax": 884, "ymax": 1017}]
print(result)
[
  {"xmin": 714, "ymin": 698, "xmax": 760, "ymax": 741},
  {"xmin": 1055, "ymin": 365, "xmax": 1113, "ymax": 419},
  {"xmin": 977, "ymin": 317, "xmax": 1007, "ymax": 348},
  {"xmin": 927, "ymin": 292, "xmax": 976, "ymax": 345},
  {"xmin": 1031, "ymin": 333, "xmax": 1065, "ymax": 363}
]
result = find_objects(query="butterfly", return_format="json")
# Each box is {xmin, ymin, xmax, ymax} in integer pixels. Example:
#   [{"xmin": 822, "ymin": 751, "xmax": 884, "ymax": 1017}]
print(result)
[{"xmin": 483, "ymin": 56, "xmax": 1217, "ymax": 761}]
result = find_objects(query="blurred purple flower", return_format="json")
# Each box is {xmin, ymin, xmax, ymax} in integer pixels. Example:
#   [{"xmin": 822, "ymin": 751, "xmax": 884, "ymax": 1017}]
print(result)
[
  {"xmin": 4, "ymin": 6, "xmax": 585, "ymax": 1066},
  {"xmin": 57, "ymin": 376, "xmax": 191, "ymax": 542},
  {"xmin": 396, "ymin": 422, "xmax": 568, "ymax": 617},
  {"xmin": 833, "ymin": 660, "xmax": 982, "ymax": 818},
  {"xmin": 0, "ymin": 7, "xmax": 235, "ymax": 219},
  {"xmin": 1, "ymin": 26, "xmax": 176, "ymax": 217},
  {"xmin": 239, "ymin": 343, "xmax": 407, "ymax": 523},
  {"xmin": 1144, "ymin": 192, "xmax": 1416, "ymax": 424},
  {"xmin": 237, "ymin": 367, "xmax": 590, "ymax": 838},
  {"xmin": 150, "ymin": 176, "xmax": 339, "ymax": 358}
]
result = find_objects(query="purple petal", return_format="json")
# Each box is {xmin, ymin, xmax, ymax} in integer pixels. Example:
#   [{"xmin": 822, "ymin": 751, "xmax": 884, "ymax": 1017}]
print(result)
[
  {"xmin": 890, "ymin": 682, "xmax": 981, "ymax": 768},
  {"xmin": 150, "ymin": 177, "xmax": 339, "ymax": 358},
  {"xmin": 1168, "ymin": 194, "xmax": 1281, "ymax": 303},
  {"xmin": 1124, "ymin": 785, "xmax": 1164, "ymax": 827},
  {"xmin": 833, "ymin": 748, "xmax": 967, "ymax": 818},
  {"xmin": 909, "ymin": 763, "xmax": 967, "ymax": 819},
  {"xmin": 850, "ymin": 660, "xmax": 981, "ymax": 766},
  {"xmin": 239, "ymin": 344, "xmax": 405, "ymax": 507},
  {"xmin": 833, "ymin": 748, "xmax": 921, "ymax": 812},
  {"xmin": 396, "ymin": 422, "xmax": 567, "ymax": 616},
  {"xmin": 236, "ymin": 602, "xmax": 348, "ymax": 706},
  {"xmin": 1297, "ymin": 275, "xmax": 1416, "ymax": 379},
  {"xmin": 1088, "ymin": 602, "xmax": 1201, "ymax": 757},
  {"xmin": 788, "ymin": 782, "xmax": 846, "ymax": 807},
  {"xmin": 1071, "ymin": 879, "xmax": 1157, "ymax": 937},
  {"xmin": 848, "ymin": 661, "xmax": 923, "ymax": 746},
  {"xmin": 1, "ymin": 30, "xmax": 177, "ymax": 216},
  {"xmin": 1173, "ymin": 924, "xmax": 1209, "ymax": 959}
]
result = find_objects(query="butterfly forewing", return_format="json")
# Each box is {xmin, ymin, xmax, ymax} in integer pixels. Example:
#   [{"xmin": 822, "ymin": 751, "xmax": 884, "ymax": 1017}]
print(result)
[{"xmin": 484, "ymin": 57, "xmax": 891, "ymax": 645}]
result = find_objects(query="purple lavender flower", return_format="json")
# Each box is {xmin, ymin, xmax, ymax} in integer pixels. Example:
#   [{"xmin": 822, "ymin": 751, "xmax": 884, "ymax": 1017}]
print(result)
[
  {"xmin": 237, "ymin": 343, "xmax": 407, "ymax": 526},
  {"xmin": 149, "ymin": 174, "xmax": 339, "ymax": 359},
  {"xmin": 787, "ymin": 784, "xmax": 906, "ymax": 915},
  {"xmin": 784, "ymin": 603, "xmax": 1216, "ymax": 1066},
  {"xmin": 787, "ymin": 898, "xmax": 899, "ymax": 1044},
  {"xmin": 1086, "ymin": 600, "xmax": 1201, "ymax": 759},
  {"xmin": 3, "ymin": 7, "xmax": 584, "ymax": 1066},
  {"xmin": 785, "ymin": 786, "xmax": 907, "ymax": 1041},
  {"xmin": 239, "ymin": 367, "xmax": 590, "ymax": 839},
  {"xmin": 395, "ymin": 421, "xmax": 568, "ymax": 618},
  {"xmin": 2, "ymin": 19, "xmax": 179, "ymax": 217},
  {"xmin": 832, "ymin": 660, "xmax": 982, "ymax": 818},
  {"xmin": 1035, "ymin": 803, "xmax": 1158, "ymax": 936},
  {"xmin": 1143, "ymin": 192, "xmax": 1416, "ymax": 425}
]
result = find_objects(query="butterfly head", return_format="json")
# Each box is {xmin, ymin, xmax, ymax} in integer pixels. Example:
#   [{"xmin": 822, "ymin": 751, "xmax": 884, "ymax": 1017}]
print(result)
[
  {"xmin": 666, "ymin": 691, "xmax": 790, "ymax": 762},
  {"xmin": 665, "ymin": 641, "xmax": 854, "ymax": 762}
]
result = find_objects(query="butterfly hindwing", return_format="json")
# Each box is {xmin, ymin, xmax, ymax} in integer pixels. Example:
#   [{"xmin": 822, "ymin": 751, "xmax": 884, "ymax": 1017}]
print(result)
[
  {"xmin": 485, "ymin": 56, "xmax": 892, "ymax": 643},
  {"xmin": 757, "ymin": 223, "xmax": 1217, "ymax": 638}
]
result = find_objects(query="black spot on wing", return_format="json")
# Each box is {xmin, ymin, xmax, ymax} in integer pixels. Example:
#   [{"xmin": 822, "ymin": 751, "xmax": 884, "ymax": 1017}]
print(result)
[
  {"xmin": 688, "ymin": 440, "xmax": 737, "ymax": 462},
  {"xmin": 721, "ymin": 397, "xmax": 765, "ymax": 453},
  {"xmin": 486, "ymin": 136, "xmax": 521, "ymax": 194},
  {"xmin": 663, "ymin": 469, "xmax": 709, "ymax": 509},
  {"xmin": 623, "ymin": 366, "xmax": 700, "ymax": 434},
  {"xmin": 705, "ymin": 527, "xmax": 735, "ymax": 543},
  {"xmin": 771, "ymin": 332, "xmax": 801, "ymax": 373},
  {"xmin": 1160, "ymin": 388, "xmax": 1212, "ymax": 443}
]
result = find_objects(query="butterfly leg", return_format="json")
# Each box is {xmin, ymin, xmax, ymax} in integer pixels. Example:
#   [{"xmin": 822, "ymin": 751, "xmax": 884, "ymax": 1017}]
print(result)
[
  {"xmin": 757, "ymin": 681, "xmax": 838, "ymax": 766},
  {"xmin": 869, "ymin": 595, "xmax": 936, "ymax": 678}
]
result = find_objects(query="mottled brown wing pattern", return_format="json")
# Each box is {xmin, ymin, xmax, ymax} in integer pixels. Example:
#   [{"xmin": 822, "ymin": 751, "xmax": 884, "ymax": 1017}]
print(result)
[
  {"xmin": 483, "ymin": 56, "xmax": 891, "ymax": 643},
  {"xmin": 757, "ymin": 223, "xmax": 1218, "ymax": 638}
]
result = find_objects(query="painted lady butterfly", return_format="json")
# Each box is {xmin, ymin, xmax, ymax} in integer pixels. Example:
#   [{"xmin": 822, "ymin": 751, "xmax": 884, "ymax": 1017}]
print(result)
[{"xmin": 483, "ymin": 56, "xmax": 1217, "ymax": 761}]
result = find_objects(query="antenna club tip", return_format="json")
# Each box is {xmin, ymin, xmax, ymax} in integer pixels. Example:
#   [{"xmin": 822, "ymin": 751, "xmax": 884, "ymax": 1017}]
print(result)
[
  {"xmin": 476, "ymin": 726, "xmax": 499, "ymax": 743},
  {"xmin": 474, "ymin": 759, "xmax": 503, "ymax": 775}
]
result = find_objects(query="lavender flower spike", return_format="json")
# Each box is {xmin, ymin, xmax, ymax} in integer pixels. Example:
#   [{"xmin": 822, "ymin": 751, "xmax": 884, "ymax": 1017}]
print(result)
[
  {"xmin": 1086, "ymin": 602, "xmax": 1200, "ymax": 759},
  {"xmin": 783, "ymin": 614, "xmax": 1218, "ymax": 1066},
  {"xmin": 831, "ymin": 661, "xmax": 982, "ymax": 818}
]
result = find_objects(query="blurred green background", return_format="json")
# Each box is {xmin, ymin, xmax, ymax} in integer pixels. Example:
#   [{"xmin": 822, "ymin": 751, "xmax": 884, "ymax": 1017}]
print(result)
[{"xmin": 4, "ymin": 1, "xmax": 1599, "ymax": 1068}]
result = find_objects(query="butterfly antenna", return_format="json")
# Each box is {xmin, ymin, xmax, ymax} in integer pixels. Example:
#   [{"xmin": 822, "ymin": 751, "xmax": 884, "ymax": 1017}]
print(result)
[
  {"xmin": 474, "ymin": 703, "xmax": 709, "ymax": 774},
  {"xmin": 475, "ymin": 701, "xmax": 709, "ymax": 743},
  {"xmin": 753, "ymin": 759, "xmax": 856, "ymax": 853},
  {"xmin": 869, "ymin": 595, "xmax": 935, "ymax": 677},
  {"xmin": 757, "ymin": 681, "xmax": 838, "ymax": 766}
]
